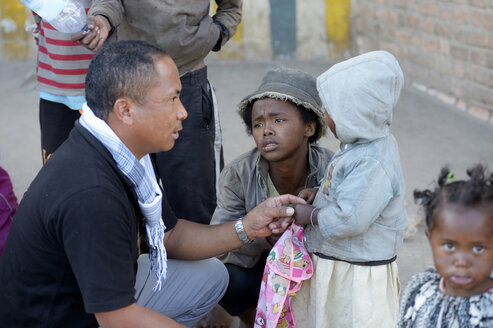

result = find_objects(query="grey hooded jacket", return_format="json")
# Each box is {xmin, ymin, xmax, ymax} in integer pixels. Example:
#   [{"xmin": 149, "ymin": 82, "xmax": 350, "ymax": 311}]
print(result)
[
  {"xmin": 306, "ymin": 51, "xmax": 407, "ymax": 262},
  {"xmin": 211, "ymin": 145, "xmax": 332, "ymax": 268}
]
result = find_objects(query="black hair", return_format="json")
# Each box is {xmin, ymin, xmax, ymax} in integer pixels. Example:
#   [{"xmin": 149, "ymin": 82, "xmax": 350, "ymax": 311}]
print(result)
[
  {"xmin": 85, "ymin": 40, "xmax": 169, "ymax": 120},
  {"xmin": 414, "ymin": 164, "xmax": 493, "ymax": 231},
  {"xmin": 241, "ymin": 100, "xmax": 323, "ymax": 144}
]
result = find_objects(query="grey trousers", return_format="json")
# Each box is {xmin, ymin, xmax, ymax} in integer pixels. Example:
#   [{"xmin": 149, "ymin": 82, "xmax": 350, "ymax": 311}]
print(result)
[{"xmin": 135, "ymin": 255, "xmax": 229, "ymax": 327}]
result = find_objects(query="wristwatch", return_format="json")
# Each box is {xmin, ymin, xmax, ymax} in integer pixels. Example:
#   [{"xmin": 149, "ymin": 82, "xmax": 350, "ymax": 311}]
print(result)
[{"xmin": 235, "ymin": 218, "xmax": 253, "ymax": 244}]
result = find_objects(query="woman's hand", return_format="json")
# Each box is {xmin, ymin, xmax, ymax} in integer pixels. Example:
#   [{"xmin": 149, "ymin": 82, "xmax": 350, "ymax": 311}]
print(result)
[{"xmin": 297, "ymin": 187, "xmax": 319, "ymax": 204}]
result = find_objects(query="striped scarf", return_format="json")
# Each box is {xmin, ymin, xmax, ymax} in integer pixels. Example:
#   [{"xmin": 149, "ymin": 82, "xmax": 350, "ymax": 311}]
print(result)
[{"xmin": 80, "ymin": 103, "xmax": 167, "ymax": 291}]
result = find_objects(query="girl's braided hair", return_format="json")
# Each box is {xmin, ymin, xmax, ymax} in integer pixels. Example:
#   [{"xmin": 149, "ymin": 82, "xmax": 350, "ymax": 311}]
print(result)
[{"xmin": 414, "ymin": 164, "xmax": 493, "ymax": 230}]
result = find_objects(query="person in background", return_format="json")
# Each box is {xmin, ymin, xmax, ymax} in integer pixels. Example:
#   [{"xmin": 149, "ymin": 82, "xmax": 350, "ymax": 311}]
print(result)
[
  {"xmin": 398, "ymin": 164, "xmax": 493, "ymax": 327},
  {"xmin": 30, "ymin": 0, "xmax": 110, "ymax": 163},
  {"xmin": 75, "ymin": 0, "xmax": 243, "ymax": 225}
]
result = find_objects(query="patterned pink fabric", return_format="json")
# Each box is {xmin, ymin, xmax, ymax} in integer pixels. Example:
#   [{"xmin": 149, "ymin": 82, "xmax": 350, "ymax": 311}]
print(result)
[{"xmin": 255, "ymin": 223, "xmax": 313, "ymax": 328}]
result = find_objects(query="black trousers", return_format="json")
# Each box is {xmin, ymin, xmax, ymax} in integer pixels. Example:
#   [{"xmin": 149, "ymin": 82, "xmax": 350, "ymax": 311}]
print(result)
[
  {"xmin": 155, "ymin": 66, "xmax": 223, "ymax": 224},
  {"xmin": 39, "ymin": 99, "xmax": 80, "ymax": 163},
  {"xmin": 219, "ymin": 251, "xmax": 269, "ymax": 316}
]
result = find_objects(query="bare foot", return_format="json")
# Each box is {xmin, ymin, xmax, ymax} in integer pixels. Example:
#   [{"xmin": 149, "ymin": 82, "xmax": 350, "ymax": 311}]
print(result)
[{"xmin": 195, "ymin": 304, "xmax": 233, "ymax": 328}]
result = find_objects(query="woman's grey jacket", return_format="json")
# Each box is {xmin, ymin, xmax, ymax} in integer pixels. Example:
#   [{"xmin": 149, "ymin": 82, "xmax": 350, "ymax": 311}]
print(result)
[{"xmin": 211, "ymin": 145, "xmax": 332, "ymax": 268}]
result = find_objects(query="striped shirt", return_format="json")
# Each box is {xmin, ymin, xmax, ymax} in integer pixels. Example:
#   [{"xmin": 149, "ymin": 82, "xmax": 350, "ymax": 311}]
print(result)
[{"xmin": 35, "ymin": 0, "xmax": 94, "ymax": 109}]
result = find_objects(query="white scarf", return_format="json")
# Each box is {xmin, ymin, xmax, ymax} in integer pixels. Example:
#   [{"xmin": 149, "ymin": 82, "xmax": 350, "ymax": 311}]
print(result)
[{"xmin": 80, "ymin": 103, "xmax": 167, "ymax": 291}]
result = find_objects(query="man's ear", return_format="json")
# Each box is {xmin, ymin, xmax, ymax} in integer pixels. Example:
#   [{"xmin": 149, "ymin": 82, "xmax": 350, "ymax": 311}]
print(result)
[
  {"xmin": 112, "ymin": 98, "xmax": 134, "ymax": 125},
  {"xmin": 425, "ymin": 228, "xmax": 431, "ymax": 240},
  {"xmin": 304, "ymin": 121, "xmax": 316, "ymax": 138}
]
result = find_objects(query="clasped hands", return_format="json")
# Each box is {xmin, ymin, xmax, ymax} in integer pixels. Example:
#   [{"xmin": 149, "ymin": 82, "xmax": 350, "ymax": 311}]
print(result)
[{"xmin": 241, "ymin": 187, "xmax": 320, "ymax": 242}]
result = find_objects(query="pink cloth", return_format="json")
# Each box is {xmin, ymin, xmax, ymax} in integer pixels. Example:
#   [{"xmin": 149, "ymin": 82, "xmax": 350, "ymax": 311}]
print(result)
[{"xmin": 255, "ymin": 223, "xmax": 313, "ymax": 328}]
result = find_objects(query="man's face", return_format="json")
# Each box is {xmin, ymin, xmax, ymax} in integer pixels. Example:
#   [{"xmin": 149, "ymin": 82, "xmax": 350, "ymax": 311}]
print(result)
[
  {"xmin": 428, "ymin": 207, "xmax": 493, "ymax": 297},
  {"xmin": 251, "ymin": 98, "xmax": 314, "ymax": 163},
  {"xmin": 131, "ymin": 56, "xmax": 187, "ymax": 158}
]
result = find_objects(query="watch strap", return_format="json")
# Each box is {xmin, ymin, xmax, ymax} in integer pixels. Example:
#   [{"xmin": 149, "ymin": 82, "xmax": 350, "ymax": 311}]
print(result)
[{"xmin": 235, "ymin": 218, "xmax": 252, "ymax": 244}]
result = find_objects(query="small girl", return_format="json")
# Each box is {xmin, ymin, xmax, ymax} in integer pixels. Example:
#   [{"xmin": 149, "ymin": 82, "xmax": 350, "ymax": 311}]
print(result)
[
  {"xmin": 397, "ymin": 164, "xmax": 493, "ymax": 327},
  {"xmin": 291, "ymin": 51, "xmax": 407, "ymax": 328}
]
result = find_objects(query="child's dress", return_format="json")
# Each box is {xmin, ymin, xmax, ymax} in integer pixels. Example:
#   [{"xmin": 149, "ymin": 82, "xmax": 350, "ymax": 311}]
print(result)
[
  {"xmin": 291, "ymin": 51, "xmax": 407, "ymax": 328},
  {"xmin": 397, "ymin": 268, "xmax": 493, "ymax": 328}
]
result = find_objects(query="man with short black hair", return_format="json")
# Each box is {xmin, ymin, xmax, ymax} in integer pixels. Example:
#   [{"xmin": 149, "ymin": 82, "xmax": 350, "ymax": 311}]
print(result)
[{"xmin": 0, "ymin": 40, "xmax": 302, "ymax": 328}]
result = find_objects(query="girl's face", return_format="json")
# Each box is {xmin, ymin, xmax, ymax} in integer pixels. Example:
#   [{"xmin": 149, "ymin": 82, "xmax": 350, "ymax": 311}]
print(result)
[
  {"xmin": 427, "ymin": 207, "xmax": 493, "ymax": 297},
  {"xmin": 251, "ymin": 98, "xmax": 315, "ymax": 163}
]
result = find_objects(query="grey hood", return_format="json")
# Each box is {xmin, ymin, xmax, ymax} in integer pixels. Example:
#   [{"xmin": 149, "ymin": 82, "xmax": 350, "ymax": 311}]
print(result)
[{"xmin": 317, "ymin": 50, "xmax": 404, "ymax": 144}]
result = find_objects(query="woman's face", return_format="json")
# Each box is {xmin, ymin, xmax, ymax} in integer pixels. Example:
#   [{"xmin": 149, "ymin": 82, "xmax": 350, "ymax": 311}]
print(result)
[
  {"xmin": 427, "ymin": 207, "xmax": 493, "ymax": 297},
  {"xmin": 251, "ymin": 98, "xmax": 315, "ymax": 163}
]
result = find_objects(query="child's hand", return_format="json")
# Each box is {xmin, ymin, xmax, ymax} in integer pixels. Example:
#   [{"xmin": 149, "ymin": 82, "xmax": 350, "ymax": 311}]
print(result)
[
  {"xmin": 293, "ymin": 204, "xmax": 317, "ymax": 226},
  {"xmin": 297, "ymin": 188, "xmax": 318, "ymax": 204}
]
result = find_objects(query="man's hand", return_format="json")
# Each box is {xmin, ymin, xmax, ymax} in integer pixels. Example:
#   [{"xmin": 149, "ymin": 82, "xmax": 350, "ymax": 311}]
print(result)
[
  {"xmin": 71, "ymin": 15, "xmax": 111, "ymax": 52},
  {"xmin": 297, "ymin": 187, "xmax": 318, "ymax": 204},
  {"xmin": 242, "ymin": 194, "xmax": 306, "ymax": 239}
]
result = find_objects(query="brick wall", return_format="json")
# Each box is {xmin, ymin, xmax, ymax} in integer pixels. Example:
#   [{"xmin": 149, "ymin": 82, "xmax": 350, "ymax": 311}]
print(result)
[{"xmin": 353, "ymin": 0, "xmax": 493, "ymax": 124}]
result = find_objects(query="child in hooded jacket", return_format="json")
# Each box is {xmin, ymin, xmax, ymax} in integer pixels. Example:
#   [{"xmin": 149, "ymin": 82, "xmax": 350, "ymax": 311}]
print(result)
[{"xmin": 291, "ymin": 50, "xmax": 407, "ymax": 328}]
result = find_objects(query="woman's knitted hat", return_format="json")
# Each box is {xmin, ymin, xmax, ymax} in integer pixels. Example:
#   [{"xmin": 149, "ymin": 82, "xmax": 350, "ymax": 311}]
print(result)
[{"xmin": 238, "ymin": 67, "xmax": 327, "ymax": 139}]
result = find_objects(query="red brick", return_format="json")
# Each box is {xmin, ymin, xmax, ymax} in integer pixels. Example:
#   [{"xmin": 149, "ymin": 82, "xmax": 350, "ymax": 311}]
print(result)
[
  {"xmin": 450, "ymin": 7, "xmax": 469, "ymax": 25},
  {"xmin": 454, "ymin": 63, "xmax": 465, "ymax": 79},
  {"xmin": 486, "ymin": 52, "xmax": 493, "ymax": 69},
  {"xmin": 436, "ymin": 4, "xmax": 452, "ymax": 20},
  {"xmin": 407, "ymin": 15, "xmax": 434, "ymax": 33},
  {"xmin": 378, "ymin": 41, "xmax": 402, "ymax": 57},
  {"xmin": 464, "ymin": 30, "xmax": 486, "ymax": 47},
  {"xmin": 427, "ymin": 73, "xmax": 453, "ymax": 94},
  {"xmin": 435, "ymin": 57, "xmax": 453, "ymax": 75},
  {"xmin": 434, "ymin": 22, "xmax": 454, "ymax": 38},
  {"xmin": 480, "ymin": 86, "xmax": 493, "ymax": 107},
  {"xmin": 388, "ymin": 28, "xmax": 413, "ymax": 43},
  {"xmin": 439, "ymin": 39, "xmax": 451, "ymax": 56},
  {"xmin": 470, "ymin": 49, "xmax": 487, "ymax": 66},
  {"xmin": 453, "ymin": 81, "xmax": 466, "ymax": 99},
  {"xmin": 454, "ymin": 28, "xmax": 464, "ymax": 42},
  {"xmin": 392, "ymin": 0, "xmax": 408, "ymax": 9},
  {"xmin": 468, "ymin": 0, "xmax": 487, "ymax": 9},
  {"xmin": 376, "ymin": 8, "xmax": 399, "ymax": 25},
  {"xmin": 470, "ymin": 11, "xmax": 482, "ymax": 28},
  {"xmin": 483, "ymin": 13, "xmax": 493, "ymax": 30},
  {"xmin": 419, "ymin": 2, "xmax": 437, "ymax": 17},
  {"xmin": 467, "ymin": 66, "xmax": 489, "ymax": 86}
]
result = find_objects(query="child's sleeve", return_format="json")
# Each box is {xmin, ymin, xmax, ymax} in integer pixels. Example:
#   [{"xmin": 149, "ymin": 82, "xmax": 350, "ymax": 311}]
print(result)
[{"xmin": 316, "ymin": 157, "xmax": 394, "ymax": 239}]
